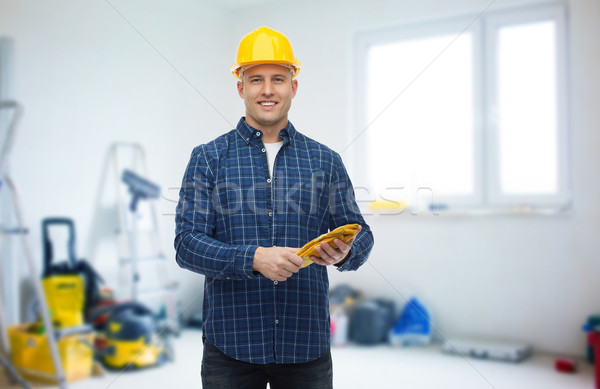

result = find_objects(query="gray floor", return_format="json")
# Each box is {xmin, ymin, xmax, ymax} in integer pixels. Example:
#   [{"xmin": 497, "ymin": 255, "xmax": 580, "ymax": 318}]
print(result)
[{"xmin": 1, "ymin": 329, "xmax": 596, "ymax": 388}]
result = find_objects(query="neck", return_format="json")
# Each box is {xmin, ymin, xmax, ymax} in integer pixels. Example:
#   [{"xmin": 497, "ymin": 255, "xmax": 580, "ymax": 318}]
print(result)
[
  {"xmin": 245, "ymin": 117, "xmax": 287, "ymax": 143},
  {"xmin": 262, "ymin": 129, "xmax": 283, "ymax": 143}
]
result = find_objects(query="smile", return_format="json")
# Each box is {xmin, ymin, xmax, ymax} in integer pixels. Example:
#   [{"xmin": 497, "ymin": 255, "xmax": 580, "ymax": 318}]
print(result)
[{"xmin": 260, "ymin": 102, "xmax": 276, "ymax": 106}]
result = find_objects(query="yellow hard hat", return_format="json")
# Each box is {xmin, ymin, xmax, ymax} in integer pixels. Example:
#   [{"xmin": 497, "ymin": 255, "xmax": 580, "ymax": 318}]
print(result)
[{"xmin": 231, "ymin": 26, "xmax": 301, "ymax": 81}]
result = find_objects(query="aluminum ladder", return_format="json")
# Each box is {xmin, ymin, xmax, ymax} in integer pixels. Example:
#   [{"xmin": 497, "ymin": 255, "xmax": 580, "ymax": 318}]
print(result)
[{"xmin": 0, "ymin": 101, "xmax": 66, "ymax": 388}]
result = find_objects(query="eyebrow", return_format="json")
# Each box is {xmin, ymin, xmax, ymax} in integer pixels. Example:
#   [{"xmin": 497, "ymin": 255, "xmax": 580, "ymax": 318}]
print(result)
[{"xmin": 247, "ymin": 73, "xmax": 290, "ymax": 79}]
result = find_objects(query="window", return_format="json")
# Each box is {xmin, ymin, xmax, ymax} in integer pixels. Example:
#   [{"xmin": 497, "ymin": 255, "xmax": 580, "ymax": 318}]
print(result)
[{"xmin": 351, "ymin": 4, "xmax": 569, "ymax": 214}]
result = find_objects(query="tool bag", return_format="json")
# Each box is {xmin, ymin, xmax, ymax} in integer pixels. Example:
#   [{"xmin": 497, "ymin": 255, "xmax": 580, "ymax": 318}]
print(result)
[
  {"xmin": 41, "ymin": 217, "xmax": 103, "ymax": 328},
  {"xmin": 350, "ymin": 299, "xmax": 396, "ymax": 344}
]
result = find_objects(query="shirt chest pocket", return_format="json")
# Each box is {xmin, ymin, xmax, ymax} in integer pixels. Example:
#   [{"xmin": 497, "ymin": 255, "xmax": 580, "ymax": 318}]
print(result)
[{"xmin": 212, "ymin": 177, "xmax": 271, "ymax": 216}]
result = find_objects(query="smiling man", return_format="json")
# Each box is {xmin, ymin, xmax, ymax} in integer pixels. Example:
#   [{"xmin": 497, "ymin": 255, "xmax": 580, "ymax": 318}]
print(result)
[
  {"xmin": 174, "ymin": 26, "xmax": 374, "ymax": 389},
  {"xmin": 238, "ymin": 64, "xmax": 297, "ymax": 139}
]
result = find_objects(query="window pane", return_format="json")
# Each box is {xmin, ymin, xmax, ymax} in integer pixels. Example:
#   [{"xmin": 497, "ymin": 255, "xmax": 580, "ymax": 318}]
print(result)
[
  {"xmin": 497, "ymin": 21, "xmax": 558, "ymax": 194},
  {"xmin": 367, "ymin": 33, "xmax": 474, "ymax": 201}
]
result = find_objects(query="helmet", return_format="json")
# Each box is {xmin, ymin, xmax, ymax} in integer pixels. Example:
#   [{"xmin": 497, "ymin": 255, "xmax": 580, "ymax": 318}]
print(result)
[{"xmin": 231, "ymin": 26, "xmax": 301, "ymax": 81}]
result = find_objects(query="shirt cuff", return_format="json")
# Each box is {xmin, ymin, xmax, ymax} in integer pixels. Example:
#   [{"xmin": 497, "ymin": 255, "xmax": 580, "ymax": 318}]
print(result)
[
  {"xmin": 335, "ymin": 249, "xmax": 355, "ymax": 271},
  {"xmin": 235, "ymin": 245, "xmax": 260, "ymax": 278}
]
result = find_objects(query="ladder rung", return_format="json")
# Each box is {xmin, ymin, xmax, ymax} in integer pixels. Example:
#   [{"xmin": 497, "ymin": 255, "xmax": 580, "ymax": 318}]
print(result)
[{"xmin": 1, "ymin": 227, "xmax": 29, "ymax": 234}]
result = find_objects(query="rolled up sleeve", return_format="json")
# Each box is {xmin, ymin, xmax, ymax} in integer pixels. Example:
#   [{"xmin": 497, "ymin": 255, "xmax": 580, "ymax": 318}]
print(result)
[
  {"xmin": 328, "ymin": 153, "xmax": 374, "ymax": 272},
  {"xmin": 174, "ymin": 146, "xmax": 258, "ymax": 280}
]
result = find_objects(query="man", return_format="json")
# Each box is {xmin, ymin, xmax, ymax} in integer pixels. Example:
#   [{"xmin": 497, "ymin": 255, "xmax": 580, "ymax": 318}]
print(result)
[{"xmin": 174, "ymin": 26, "xmax": 374, "ymax": 389}]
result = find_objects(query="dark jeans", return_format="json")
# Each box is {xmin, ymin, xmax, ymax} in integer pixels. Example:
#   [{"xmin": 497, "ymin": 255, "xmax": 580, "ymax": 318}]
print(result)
[{"xmin": 201, "ymin": 340, "xmax": 333, "ymax": 389}]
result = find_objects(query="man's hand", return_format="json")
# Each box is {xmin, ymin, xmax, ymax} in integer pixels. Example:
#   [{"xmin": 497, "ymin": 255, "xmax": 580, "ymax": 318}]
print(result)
[
  {"xmin": 311, "ymin": 225, "xmax": 362, "ymax": 267},
  {"xmin": 253, "ymin": 246, "xmax": 303, "ymax": 282}
]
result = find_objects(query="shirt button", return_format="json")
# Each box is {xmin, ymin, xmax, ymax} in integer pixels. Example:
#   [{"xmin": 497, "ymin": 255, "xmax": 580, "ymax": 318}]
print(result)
[
  {"xmin": 275, "ymin": 319, "xmax": 279, "ymax": 325},
  {"xmin": 256, "ymin": 132, "xmax": 261, "ymax": 136},
  {"xmin": 274, "ymin": 281, "xmax": 278, "ymax": 285},
  {"xmin": 262, "ymin": 148, "xmax": 266, "ymax": 153},
  {"xmin": 266, "ymin": 178, "xmax": 271, "ymax": 183},
  {"xmin": 268, "ymin": 212, "xmax": 272, "ymax": 217}
]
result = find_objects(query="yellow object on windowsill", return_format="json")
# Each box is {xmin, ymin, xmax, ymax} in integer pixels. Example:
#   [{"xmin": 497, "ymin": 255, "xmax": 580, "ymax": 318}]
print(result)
[
  {"xmin": 367, "ymin": 200, "xmax": 407, "ymax": 212},
  {"xmin": 296, "ymin": 224, "xmax": 360, "ymax": 268}
]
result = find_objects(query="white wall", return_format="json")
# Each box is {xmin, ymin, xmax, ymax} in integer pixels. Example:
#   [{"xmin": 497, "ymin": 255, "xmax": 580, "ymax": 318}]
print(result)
[
  {"xmin": 228, "ymin": 0, "xmax": 600, "ymax": 356},
  {"xmin": 1, "ymin": 0, "xmax": 599, "ymax": 356},
  {"xmin": 0, "ymin": 0, "xmax": 234, "ymax": 320}
]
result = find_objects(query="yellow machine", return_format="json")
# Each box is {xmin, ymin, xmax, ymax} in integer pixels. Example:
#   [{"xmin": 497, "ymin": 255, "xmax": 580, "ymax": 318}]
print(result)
[
  {"xmin": 41, "ymin": 217, "xmax": 103, "ymax": 328},
  {"xmin": 41, "ymin": 275, "xmax": 84, "ymax": 329},
  {"xmin": 91, "ymin": 302, "xmax": 173, "ymax": 370}
]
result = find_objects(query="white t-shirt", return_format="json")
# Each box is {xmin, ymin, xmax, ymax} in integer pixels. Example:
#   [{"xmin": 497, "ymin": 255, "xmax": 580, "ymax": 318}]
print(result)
[{"xmin": 264, "ymin": 141, "xmax": 284, "ymax": 178}]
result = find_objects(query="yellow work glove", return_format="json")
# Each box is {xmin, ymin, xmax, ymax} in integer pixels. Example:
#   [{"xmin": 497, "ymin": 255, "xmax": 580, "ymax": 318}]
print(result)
[{"xmin": 296, "ymin": 224, "xmax": 361, "ymax": 268}]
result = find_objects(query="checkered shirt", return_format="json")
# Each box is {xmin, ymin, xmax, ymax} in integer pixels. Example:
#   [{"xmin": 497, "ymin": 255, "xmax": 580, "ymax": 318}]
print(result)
[{"xmin": 174, "ymin": 117, "xmax": 374, "ymax": 364}]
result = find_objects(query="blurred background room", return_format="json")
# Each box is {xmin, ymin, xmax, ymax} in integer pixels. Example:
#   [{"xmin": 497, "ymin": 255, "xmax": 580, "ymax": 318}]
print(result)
[{"xmin": 1, "ymin": 0, "xmax": 600, "ymax": 388}]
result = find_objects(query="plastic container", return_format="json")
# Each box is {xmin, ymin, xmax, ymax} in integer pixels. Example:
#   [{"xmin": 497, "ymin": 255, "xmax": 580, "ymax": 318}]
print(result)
[
  {"xmin": 554, "ymin": 357, "xmax": 576, "ymax": 373},
  {"xmin": 587, "ymin": 316, "xmax": 600, "ymax": 363},
  {"xmin": 588, "ymin": 330, "xmax": 600, "ymax": 389},
  {"xmin": 8, "ymin": 323, "xmax": 94, "ymax": 383},
  {"xmin": 331, "ymin": 308, "xmax": 349, "ymax": 347}
]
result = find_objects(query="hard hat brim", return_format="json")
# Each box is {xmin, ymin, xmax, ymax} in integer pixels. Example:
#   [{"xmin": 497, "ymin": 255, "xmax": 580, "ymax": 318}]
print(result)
[{"xmin": 231, "ymin": 61, "xmax": 301, "ymax": 81}]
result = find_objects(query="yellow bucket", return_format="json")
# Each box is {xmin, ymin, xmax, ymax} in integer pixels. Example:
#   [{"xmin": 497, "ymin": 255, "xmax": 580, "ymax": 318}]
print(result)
[{"xmin": 8, "ymin": 323, "xmax": 95, "ymax": 383}]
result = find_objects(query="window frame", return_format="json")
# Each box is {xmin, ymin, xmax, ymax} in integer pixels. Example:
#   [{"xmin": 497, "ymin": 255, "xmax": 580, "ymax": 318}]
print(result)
[
  {"xmin": 484, "ymin": 4, "xmax": 570, "ymax": 207},
  {"xmin": 350, "ymin": 3, "xmax": 570, "ymax": 214}
]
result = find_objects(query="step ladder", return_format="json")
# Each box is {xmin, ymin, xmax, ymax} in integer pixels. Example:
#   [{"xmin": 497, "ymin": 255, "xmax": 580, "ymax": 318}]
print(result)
[
  {"xmin": 108, "ymin": 142, "xmax": 179, "ymax": 334},
  {"xmin": 0, "ymin": 101, "xmax": 65, "ymax": 388}
]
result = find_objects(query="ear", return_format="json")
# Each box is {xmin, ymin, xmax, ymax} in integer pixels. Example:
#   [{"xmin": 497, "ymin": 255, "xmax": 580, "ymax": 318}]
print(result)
[
  {"xmin": 291, "ymin": 79, "xmax": 298, "ymax": 98},
  {"xmin": 237, "ymin": 81, "xmax": 244, "ymax": 98}
]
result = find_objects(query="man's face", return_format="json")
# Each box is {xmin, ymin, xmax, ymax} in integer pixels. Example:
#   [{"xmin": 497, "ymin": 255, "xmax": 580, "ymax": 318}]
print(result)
[{"xmin": 237, "ymin": 64, "xmax": 298, "ymax": 133}]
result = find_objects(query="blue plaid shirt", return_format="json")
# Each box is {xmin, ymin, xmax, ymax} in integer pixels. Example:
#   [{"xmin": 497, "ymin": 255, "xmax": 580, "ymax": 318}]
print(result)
[{"xmin": 174, "ymin": 117, "xmax": 374, "ymax": 364}]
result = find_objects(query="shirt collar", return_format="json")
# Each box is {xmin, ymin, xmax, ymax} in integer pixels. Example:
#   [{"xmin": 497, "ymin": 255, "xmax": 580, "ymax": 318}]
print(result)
[{"xmin": 236, "ymin": 117, "xmax": 297, "ymax": 146}]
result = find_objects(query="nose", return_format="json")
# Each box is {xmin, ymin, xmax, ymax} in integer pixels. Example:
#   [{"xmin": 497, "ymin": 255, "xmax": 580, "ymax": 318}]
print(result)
[{"xmin": 262, "ymin": 80, "xmax": 274, "ymax": 96}]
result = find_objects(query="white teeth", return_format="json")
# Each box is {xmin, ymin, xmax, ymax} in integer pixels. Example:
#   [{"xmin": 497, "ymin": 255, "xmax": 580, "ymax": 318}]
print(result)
[{"xmin": 261, "ymin": 102, "xmax": 275, "ymax": 106}]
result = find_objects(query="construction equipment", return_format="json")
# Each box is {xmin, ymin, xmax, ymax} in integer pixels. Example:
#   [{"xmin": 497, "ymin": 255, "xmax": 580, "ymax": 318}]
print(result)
[
  {"xmin": 122, "ymin": 169, "xmax": 161, "ymax": 214},
  {"xmin": 7, "ymin": 322, "xmax": 95, "ymax": 384},
  {"xmin": 1, "ymin": 256, "xmax": 31, "ymax": 389},
  {"xmin": 41, "ymin": 217, "xmax": 103, "ymax": 327},
  {"xmin": 0, "ymin": 101, "xmax": 67, "ymax": 388},
  {"xmin": 90, "ymin": 301, "xmax": 174, "ymax": 370},
  {"xmin": 120, "ymin": 168, "xmax": 160, "ymax": 302},
  {"xmin": 108, "ymin": 143, "xmax": 179, "ymax": 334}
]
